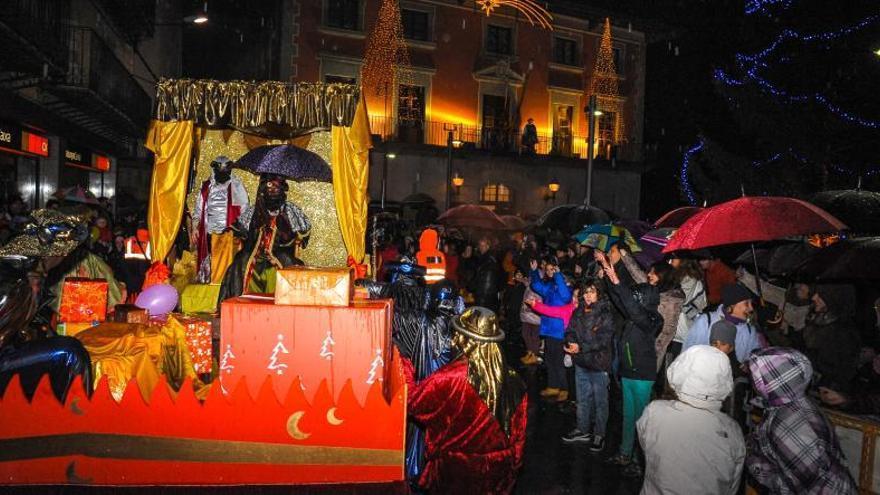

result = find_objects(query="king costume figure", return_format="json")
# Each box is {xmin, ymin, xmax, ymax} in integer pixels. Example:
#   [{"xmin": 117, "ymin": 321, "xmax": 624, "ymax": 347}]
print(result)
[
  {"xmin": 403, "ymin": 306, "xmax": 528, "ymax": 494},
  {"xmin": 193, "ymin": 156, "xmax": 248, "ymax": 284},
  {"xmin": 219, "ymin": 174, "xmax": 310, "ymax": 299}
]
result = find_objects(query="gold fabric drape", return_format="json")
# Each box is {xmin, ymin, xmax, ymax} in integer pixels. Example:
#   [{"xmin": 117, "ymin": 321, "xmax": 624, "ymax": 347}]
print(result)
[
  {"xmin": 154, "ymin": 79, "xmax": 360, "ymax": 131},
  {"xmin": 331, "ymin": 95, "xmax": 372, "ymax": 262},
  {"xmin": 146, "ymin": 120, "xmax": 194, "ymax": 263}
]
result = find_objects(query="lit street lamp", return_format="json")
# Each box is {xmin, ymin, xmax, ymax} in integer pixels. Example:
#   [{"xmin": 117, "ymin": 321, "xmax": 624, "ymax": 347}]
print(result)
[{"xmin": 452, "ymin": 171, "xmax": 464, "ymax": 198}]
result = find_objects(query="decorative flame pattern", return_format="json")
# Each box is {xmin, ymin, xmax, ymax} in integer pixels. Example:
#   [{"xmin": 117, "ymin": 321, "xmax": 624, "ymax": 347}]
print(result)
[
  {"xmin": 0, "ymin": 349, "xmax": 406, "ymax": 486},
  {"xmin": 477, "ymin": 0, "xmax": 553, "ymax": 30}
]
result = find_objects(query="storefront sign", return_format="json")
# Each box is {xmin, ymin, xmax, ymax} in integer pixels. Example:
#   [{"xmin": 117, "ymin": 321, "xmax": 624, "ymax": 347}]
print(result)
[
  {"xmin": 0, "ymin": 120, "xmax": 48, "ymax": 157},
  {"xmin": 64, "ymin": 143, "xmax": 111, "ymax": 172}
]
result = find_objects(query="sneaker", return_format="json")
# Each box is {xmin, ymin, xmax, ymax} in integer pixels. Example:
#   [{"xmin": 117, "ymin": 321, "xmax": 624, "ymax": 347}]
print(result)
[
  {"xmin": 561, "ymin": 428, "xmax": 592, "ymax": 444},
  {"xmin": 539, "ymin": 387, "xmax": 560, "ymax": 397},
  {"xmin": 555, "ymin": 390, "xmax": 569, "ymax": 402},
  {"xmin": 589, "ymin": 435, "xmax": 605, "ymax": 453},
  {"xmin": 622, "ymin": 462, "xmax": 643, "ymax": 478},
  {"xmin": 605, "ymin": 453, "xmax": 631, "ymax": 466}
]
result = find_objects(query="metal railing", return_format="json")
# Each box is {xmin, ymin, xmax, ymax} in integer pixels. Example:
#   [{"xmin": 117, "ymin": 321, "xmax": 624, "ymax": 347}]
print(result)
[
  {"xmin": 369, "ymin": 115, "xmax": 642, "ymax": 161},
  {"xmin": 66, "ymin": 27, "xmax": 152, "ymax": 130}
]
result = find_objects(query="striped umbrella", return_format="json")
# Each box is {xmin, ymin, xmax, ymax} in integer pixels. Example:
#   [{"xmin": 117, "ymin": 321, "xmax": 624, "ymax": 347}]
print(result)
[{"xmin": 574, "ymin": 224, "xmax": 642, "ymax": 253}]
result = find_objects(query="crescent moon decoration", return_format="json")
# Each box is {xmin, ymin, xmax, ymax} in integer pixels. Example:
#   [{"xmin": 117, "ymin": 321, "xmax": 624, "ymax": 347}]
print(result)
[
  {"xmin": 477, "ymin": 0, "xmax": 553, "ymax": 30},
  {"xmin": 286, "ymin": 411, "xmax": 311, "ymax": 440},
  {"xmin": 326, "ymin": 407, "xmax": 344, "ymax": 426}
]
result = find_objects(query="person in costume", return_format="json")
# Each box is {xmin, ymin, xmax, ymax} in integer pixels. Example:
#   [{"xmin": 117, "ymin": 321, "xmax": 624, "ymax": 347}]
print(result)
[
  {"xmin": 403, "ymin": 306, "xmax": 528, "ymax": 494},
  {"xmin": 219, "ymin": 174, "xmax": 310, "ymax": 299},
  {"xmin": 192, "ymin": 156, "xmax": 248, "ymax": 284},
  {"xmin": 0, "ymin": 209, "xmax": 92, "ymax": 402}
]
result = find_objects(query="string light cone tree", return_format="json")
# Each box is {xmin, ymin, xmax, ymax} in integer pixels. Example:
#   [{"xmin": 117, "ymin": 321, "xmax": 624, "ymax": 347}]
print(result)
[
  {"xmin": 589, "ymin": 18, "xmax": 625, "ymax": 149},
  {"xmin": 712, "ymin": 0, "xmax": 880, "ymax": 191},
  {"xmin": 361, "ymin": 0, "xmax": 414, "ymax": 135}
]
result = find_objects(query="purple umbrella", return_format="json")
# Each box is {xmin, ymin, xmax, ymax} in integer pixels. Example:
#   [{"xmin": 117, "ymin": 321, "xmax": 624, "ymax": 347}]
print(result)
[
  {"xmin": 234, "ymin": 144, "xmax": 332, "ymax": 182},
  {"xmin": 635, "ymin": 227, "xmax": 677, "ymax": 269}
]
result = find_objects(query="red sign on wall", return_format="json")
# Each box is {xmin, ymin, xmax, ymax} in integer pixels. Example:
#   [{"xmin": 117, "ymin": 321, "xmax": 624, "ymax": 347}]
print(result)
[{"xmin": 22, "ymin": 131, "xmax": 49, "ymax": 157}]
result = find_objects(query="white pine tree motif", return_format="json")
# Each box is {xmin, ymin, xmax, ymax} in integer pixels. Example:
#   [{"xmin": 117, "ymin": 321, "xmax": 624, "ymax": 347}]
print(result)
[
  {"xmin": 366, "ymin": 348, "xmax": 384, "ymax": 384},
  {"xmin": 220, "ymin": 344, "xmax": 236, "ymax": 375},
  {"xmin": 267, "ymin": 334, "xmax": 290, "ymax": 375},
  {"xmin": 319, "ymin": 331, "xmax": 335, "ymax": 360}
]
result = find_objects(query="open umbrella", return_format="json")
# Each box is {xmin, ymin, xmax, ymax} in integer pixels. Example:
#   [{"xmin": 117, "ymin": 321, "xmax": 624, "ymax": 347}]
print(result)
[
  {"xmin": 234, "ymin": 144, "xmax": 332, "ymax": 182},
  {"xmin": 499, "ymin": 215, "xmax": 528, "ymax": 232},
  {"xmin": 401, "ymin": 193, "xmax": 437, "ymax": 205},
  {"xmin": 436, "ymin": 205, "xmax": 506, "ymax": 230},
  {"xmin": 535, "ymin": 204, "xmax": 612, "ymax": 236},
  {"xmin": 615, "ymin": 219, "xmax": 653, "ymax": 241},
  {"xmin": 664, "ymin": 196, "xmax": 846, "ymax": 297},
  {"xmin": 574, "ymin": 224, "xmax": 642, "ymax": 253},
  {"xmin": 635, "ymin": 227, "xmax": 677, "ymax": 269},
  {"xmin": 52, "ymin": 185, "xmax": 99, "ymax": 205},
  {"xmin": 654, "ymin": 206, "xmax": 704, "ymax": 228},
  {"xmin": 811, "ymin": 189, "xmax": 880, "ymax": 235},
  {"xmin": 664, "ymin": 197, "xmax": 846, "ymax": 253},
  {"xmin": 796, "ymin": 237, "xmax": 880, "ymax": 280},
  {"xmin": 733, "ymin": 242, "xmax": 819, "ymax": 277}
]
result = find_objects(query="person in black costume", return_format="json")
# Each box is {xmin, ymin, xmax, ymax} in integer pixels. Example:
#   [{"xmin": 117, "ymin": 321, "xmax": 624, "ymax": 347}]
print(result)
[
  {"xmin": 0, "ymin": 210, "xmax": 92, "ymax": 403},
  {"xmin": 219, "ymin": 174, "xmax": 310, "ymax": 300}
]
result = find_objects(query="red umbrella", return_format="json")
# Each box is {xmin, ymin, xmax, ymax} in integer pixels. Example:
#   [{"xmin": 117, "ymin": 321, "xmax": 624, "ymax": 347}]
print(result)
[
  {"xmin": 52, "ymin": 185, "xmax": 99, "ymax": 205},
  {"xmin": 437, "ymin": 205, "xmax": 506, "ymax": 230},
  {"xmin": 664, "ymin": 196, "xmax": 846, "ymax": 253},
  {"xmin": 499, "ymin": 215, "xmax": 528, "ymax": 231},
  {"xmin": 654, "ymin": 206, "xmax": 704, "ymax": 228}
]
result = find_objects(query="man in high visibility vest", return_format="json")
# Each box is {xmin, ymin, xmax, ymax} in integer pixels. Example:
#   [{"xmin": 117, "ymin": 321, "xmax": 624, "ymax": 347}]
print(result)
[{"xmin": 416, "ymin": 228, "xmax": 445, "ymax": 284}]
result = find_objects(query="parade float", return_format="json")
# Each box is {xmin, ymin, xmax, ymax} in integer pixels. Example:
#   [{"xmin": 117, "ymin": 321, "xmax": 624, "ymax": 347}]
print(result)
[{"xmin": 0, "ymin": 79, "xmax": 407, "ymax": 488}]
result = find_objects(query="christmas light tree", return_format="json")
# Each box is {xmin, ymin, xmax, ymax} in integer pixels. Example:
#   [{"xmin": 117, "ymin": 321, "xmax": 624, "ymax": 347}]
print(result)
[
  {"xmin": 589, "ymin": 18, "xmax": 625, "ymax": 143},
  {"xmin": 361, "ymin": 0, "xmax": 413, "ymax": 100}
]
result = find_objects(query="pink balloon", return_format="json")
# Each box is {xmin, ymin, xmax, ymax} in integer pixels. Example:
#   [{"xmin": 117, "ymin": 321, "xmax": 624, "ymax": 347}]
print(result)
[{"xmin": 135, "ymin": 283, "xmax": 179, "ymax": 316}]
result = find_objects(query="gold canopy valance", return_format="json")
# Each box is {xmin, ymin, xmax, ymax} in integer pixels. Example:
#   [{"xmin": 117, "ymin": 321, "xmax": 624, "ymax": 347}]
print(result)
[{"xmin": 154, "ymin": 79, "xmax": 361, "ymax": 131}]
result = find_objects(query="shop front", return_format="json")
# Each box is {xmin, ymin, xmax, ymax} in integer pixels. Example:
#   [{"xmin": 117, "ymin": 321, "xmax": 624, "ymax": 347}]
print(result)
[
  {"xmin": 0, "ymin": 120, "xmax": 49, "ymax": 209},
  {"xmin": 61, "ymin": 143, "xmax": 115, "ymax": 200}
]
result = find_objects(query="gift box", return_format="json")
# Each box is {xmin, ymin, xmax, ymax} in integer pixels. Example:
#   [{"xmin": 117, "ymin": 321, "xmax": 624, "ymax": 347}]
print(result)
[
  {"xmin": 174, "ymin": 315, "xmax": 213, "ymax": 374},
  {"xmin": 59, "ymin": 278, "xmax": 108, "ymax": 323},
  {"xmin": 180, "ymin": 284, "xmax": 221, "ymax": 314},
  {"xmin": 274, "ymin": 267, "xmax": 351, "ymax": 307},
  {"xmin": 113, "ymin": 304, "xmax": 149, "ymax": 324},
  {"xmin": 57, "ymin": 322, "xmax": 97, "ymax": 337}
]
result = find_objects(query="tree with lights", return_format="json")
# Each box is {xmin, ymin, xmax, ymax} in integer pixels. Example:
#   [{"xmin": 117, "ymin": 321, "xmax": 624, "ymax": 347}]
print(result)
[
  {"xmin": 589, "ymin": 18, "xmax": 626, "ymax": 152},
  {"xmin": 361, "ymin": 0, "xmax": 413, "ymax": 130},
  {"xmin": 701, "ymin": 0, "xmax": 880, "ymax": 200}
]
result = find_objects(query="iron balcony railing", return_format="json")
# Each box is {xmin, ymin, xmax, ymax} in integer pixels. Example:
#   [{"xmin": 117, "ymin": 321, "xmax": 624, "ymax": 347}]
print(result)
[{"xmin": 368, "ymin": 115, "xmax": 643, "ymax": 162}]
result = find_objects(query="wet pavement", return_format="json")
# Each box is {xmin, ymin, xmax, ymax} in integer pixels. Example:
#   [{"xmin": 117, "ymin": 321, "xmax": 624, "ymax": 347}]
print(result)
[{"xmin": 513, "ymin": 362, "xmax": 642, "ymax": 495}]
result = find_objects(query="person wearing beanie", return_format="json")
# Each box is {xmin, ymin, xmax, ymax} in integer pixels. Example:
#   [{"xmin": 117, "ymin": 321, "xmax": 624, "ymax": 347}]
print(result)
[
  {"xmin": 684, "ymin": 283, "xmax": 763, "ymax": 362},
  {"xmin": 638, "ymin": 345, "xmax": 746, "ymax": 495},
  {"xmin": 596, "ymin": 250, "xmax": 663, "ymax": 478}
]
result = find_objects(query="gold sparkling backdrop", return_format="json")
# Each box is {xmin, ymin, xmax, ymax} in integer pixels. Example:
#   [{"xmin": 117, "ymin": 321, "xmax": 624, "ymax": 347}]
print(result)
[{"xmin": 189, "ymin": 129, "xmax": 347, "ymax": 267}]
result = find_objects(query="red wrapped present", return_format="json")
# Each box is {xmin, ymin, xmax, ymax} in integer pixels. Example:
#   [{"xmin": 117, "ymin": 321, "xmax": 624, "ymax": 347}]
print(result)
[
  {"xmin": 174, "ymin": 315, "xmax": 213, "ymax": 374},
  {"xmin": 59, "ymin": 278, "xmax": 108, "ymax": 323},
  {"xmin": 112, "ymin": 304, "xmax": 149, "ymax": 324}
]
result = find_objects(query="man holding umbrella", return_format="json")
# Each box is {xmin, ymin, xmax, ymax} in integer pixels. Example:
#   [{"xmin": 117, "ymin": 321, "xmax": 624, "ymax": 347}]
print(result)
[{"xmin": 683, "ymin": 284, "xmax": 764, "ymax": 363}]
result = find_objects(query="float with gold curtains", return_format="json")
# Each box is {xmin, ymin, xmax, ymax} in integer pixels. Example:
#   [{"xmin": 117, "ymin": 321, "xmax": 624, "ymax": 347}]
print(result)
[{"xmin": 146, "ymin": 79, "xmax": 371, "ymax": 269}]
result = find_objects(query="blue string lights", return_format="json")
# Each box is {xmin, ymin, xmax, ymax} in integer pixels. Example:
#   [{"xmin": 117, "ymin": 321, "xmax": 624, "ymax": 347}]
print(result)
[
  {"xmin": 716, "ymin": 14, "xmax": 880, "ymax": 128},
  {"xmin": 680, "ymin": 139, "xmax": 705, "ymax": 206},
  {"xmin": 745, "ymin": 0, "xmax": 793, "ymax": 16}
]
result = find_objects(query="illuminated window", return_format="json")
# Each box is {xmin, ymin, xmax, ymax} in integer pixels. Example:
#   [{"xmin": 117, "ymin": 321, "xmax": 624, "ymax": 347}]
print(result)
[{"xmin": 480, "ymin": 183, "xmax": 511, "ymax": 203}]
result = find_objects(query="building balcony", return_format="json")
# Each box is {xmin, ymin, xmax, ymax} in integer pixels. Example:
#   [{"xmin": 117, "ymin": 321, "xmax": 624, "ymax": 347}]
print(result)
[
  {"xmin": 0, "ymin": 0, "xmax": 72, "ymax": 80},
  {"xmin": 368, "ymin": 115, "xmax": 643, "ymax": 162}
]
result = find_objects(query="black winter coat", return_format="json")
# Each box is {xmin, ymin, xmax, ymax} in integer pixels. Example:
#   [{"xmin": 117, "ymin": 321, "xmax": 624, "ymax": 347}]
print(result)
[
  {"xmin": 469, "ymin": 253, "xmax": 499, "ymax": 310},
  {"xmin": 564, "ymin": 298, "xmax": 615, "ymax": 372},
  {"xmin": 608, "ymin": 282, "xmax": 663, "ymax": 381}
]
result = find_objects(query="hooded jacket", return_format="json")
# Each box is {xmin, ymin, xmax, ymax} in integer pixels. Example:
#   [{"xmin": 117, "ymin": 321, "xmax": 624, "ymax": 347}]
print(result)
[
  {"xmin": 747, "ymin": 347, "xmax": 857, "ymax": 495},
  {"xmin": 529, "ymin": 270, "xmax": 572, "ymax": 340},
  {"xmin": 607, "ymin": 281, "xmax": 663, "ymax": 380},
  {"xmin": 638, "ymin": 345, "xmax": 745, "ymax": 495},
  {"xmin": 683, "ymin": 306, "xmax": 763, "ymax": 363}
]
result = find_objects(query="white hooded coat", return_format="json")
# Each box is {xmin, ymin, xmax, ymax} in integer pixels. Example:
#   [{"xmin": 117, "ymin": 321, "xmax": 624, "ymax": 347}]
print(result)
[{"xmin": 637, "ymin": 345, "xmax": 746, "ymax": 495}]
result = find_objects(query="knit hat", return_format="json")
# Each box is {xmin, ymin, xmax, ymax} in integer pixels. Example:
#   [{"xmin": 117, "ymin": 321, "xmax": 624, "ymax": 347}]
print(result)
[
  {"xmin": 721, "ymin": 284, "xmax": 753, "ymax": 307},
  {"xmin": 709, "ymin": 320, "xmax": 737, "ymax": 346}
]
